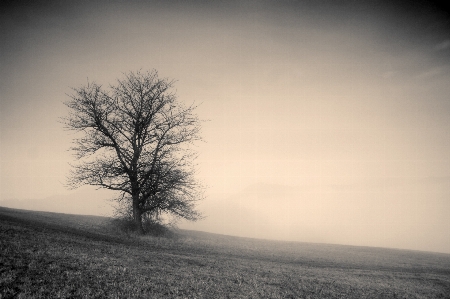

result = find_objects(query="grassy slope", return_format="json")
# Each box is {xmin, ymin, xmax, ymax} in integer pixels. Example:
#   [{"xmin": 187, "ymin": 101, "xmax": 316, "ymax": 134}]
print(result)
[{"xmin": 1, "ymin": 207, "xmax": 449, "ymax": 299}]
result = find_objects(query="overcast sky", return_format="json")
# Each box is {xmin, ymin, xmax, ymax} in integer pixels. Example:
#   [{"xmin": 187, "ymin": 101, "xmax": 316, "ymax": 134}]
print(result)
[{"xmin": 1, "ymin": 0, "xmax": 450, "ymax": 253}]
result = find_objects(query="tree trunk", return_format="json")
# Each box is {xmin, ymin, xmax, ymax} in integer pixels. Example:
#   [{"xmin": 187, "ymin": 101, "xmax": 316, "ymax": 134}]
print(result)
[{"xmin": 132, "ymin": 194, "xmax": 144, "ymax": 234}]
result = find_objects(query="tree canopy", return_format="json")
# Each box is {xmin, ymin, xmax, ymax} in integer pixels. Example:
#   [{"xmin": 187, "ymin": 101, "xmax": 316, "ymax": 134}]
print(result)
[{"xmin": 62, "ymin": 70, "xmax": 203, "ymax": 233}]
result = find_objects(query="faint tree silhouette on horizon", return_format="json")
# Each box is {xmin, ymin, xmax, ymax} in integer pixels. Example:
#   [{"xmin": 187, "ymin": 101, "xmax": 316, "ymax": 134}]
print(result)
[{"xmin": 62, "ymin": 70, "xmax": 204, "ymax": 234}]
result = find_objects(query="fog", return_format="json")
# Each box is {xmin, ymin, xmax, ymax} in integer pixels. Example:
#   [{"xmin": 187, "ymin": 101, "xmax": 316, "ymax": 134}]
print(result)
[{"xmin": 1, "ymin": 0, "xmax": 449, "ymax": 253}]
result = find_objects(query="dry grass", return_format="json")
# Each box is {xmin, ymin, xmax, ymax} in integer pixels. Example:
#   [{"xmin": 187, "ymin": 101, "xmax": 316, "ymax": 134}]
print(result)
[{"xmin": 1, "ymin": 206, "xmax": 449, "ymax": 298}]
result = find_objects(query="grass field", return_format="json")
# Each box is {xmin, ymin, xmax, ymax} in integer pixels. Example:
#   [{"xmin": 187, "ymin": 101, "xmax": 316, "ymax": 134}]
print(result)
[{"xmin": 1, "ymin": 206, "xmax": 449, "ymax": 298}]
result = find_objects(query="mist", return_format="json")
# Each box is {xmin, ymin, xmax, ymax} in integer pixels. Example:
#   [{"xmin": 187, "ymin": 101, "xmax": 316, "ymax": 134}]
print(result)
[{"xmin": 1, "ymin": 0, "xmax": 450, "ymax": 253}]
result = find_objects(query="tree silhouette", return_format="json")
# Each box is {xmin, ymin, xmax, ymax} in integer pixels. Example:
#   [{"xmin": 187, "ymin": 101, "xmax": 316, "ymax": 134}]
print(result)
[{"xmin": 62, "ymin": 70, "xmax": 203, "ymax": 233}]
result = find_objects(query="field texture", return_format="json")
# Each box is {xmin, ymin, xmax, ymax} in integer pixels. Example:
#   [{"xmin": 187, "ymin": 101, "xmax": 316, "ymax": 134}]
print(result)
[{"xmin": 1, "ymin": 206, "xmax": 450, "ymax": 298}]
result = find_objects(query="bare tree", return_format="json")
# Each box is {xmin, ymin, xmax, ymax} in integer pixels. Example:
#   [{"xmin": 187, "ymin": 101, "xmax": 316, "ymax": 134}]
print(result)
[{"xmin": 62, "ymin": 70, "xmax": 203, "ymax": 233}]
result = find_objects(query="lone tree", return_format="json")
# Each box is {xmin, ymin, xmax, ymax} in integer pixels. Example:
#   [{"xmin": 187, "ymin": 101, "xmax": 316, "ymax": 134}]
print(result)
[{"xmin": 62, "ymin": 70, "xmax": 203, "ymax": 233}]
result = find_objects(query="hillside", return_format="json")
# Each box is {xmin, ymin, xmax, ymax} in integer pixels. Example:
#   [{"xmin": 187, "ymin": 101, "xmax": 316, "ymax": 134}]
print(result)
[{"xmin": 1, "ymin": 206, "xmax": 450, "ymax": 298}]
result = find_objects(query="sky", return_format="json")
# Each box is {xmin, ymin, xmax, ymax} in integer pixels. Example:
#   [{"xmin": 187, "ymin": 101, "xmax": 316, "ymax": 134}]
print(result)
[{"xmin": 1, "ymin": 0, "xmax": 450, "ymax": 253}]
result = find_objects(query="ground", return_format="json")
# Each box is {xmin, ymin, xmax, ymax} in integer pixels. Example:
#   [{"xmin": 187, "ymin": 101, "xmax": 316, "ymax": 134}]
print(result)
[{"xmin": 1, "ymin": 206, "xmax": 449, "ymax": 298}]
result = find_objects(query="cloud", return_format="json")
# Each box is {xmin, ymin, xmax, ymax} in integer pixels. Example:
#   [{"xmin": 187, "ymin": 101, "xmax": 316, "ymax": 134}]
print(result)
[
  {"xmin": 382, "ymin": 71, "xmax": 397, "ymax": 79},
  {"xmin": 416, "ymin": 67, "xmax": 443, "ymax": 78},
  {"xmin": 435, "ymin": 40, "xmax": 450, "ymax": 51}
]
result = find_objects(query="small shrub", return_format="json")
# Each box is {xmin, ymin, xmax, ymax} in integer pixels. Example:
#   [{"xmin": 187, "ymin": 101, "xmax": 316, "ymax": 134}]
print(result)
[
  {"xmin": 109, "ymin": 216, "xmax": 175, "ymax": 238},
  {"xmin": 110, "ymin": 202, "xmax": 177, "ymax": 238},
  {"xmin": 142, "ymin": 218, "xmax": 174, "ymax": 237},
  {"xmin": 110, "ymin": 217, "xmax": 138, "ymax": 236}
]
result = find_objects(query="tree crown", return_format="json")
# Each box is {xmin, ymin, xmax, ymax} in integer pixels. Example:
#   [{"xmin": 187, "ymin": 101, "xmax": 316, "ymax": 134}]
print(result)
[{"xmin": 62, "ymin": 70, "xmax": 203, "ymax": 222}]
